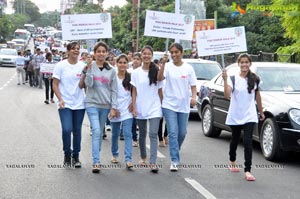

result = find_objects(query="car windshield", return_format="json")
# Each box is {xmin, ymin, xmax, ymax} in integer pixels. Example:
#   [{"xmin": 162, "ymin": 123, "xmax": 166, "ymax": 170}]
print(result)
[
  {"xmin": 257, "ymin": 66, "xmax": 300, "ymax": 92},
  {"xmin": 190, "ymin": 63, "xmax": 221, "ymax": 80},
  {"xmin": 0, "ymin": 49, "xmax": 17, "ymax": 55}
]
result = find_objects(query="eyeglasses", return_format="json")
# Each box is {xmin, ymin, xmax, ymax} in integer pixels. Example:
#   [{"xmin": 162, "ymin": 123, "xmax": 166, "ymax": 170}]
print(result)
[{"xmin": 118, "ymin": 62, "xmax": 127, "ymax": 64}]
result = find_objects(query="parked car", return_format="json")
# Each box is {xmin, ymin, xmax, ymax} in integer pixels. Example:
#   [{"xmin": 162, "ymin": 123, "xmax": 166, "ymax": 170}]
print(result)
[
  {"xmin": 183, "ymin": 58, "xmax": 222, "ymax": 113},
  {"xmin": 11, "ymin": 39, "xmax": 26, "ymax": 48},
  {"xmin": 0, "ymin": 43, "xmax": 8, "ymax": 49},
  {"xmin": 197, "ymin": 62, "xmax": 300, "ymax": 161},
  {"xmin": 6, "ymin": 41, "xmax": 16, "ymax": 49},
  {"xmin": 0, "ymin": 48, "xmax": 18, "ymax": 67}
]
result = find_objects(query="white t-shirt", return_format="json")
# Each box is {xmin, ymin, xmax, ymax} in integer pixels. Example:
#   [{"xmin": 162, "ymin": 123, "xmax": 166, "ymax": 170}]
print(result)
[
  {"xmin": 225, "ymin": 74, "xmax": 258, "ymax": 125},
  {"xmin": 110, "ymin": 77, "xmax": 133, "ymax": 122},
  {"xmin": 130, "ymin": 67, "xmax": 162, "ymax": 119},
  {"xmin": 162, "ymin": 61, "xmax": 197, "ymax": 113},
  {"xmin": 52, "ymin": 60, "xmax": 85, "ymax": 110}
]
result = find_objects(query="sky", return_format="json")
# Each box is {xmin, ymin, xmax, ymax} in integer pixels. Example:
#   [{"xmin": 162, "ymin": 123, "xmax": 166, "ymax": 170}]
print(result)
[{"xmin": 5, "ymin": 0, "xmax": 128, "ymax": 14}]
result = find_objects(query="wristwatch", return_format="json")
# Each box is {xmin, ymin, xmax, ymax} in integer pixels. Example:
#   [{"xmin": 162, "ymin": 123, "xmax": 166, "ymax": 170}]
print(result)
[{"xmin": 82, "ymin": 70, "xmax": 87, "ymax": 74}]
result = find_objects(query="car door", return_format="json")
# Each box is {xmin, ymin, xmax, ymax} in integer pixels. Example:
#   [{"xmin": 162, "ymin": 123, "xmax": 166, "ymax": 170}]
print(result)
[{"xmin": 210, "ymin": 74, "xmax": 231, "ymax": 130}]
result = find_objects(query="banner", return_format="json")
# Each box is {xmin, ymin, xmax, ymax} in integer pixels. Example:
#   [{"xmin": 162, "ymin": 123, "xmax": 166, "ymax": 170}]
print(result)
[
  {"xmin": 196, "ymin": 26, "xmax": 247, "ymax": 56},
  {"xmin": 144, "ymin": 10, "xmax": 195, "ymax": 40},
  {"xmin": 61, "ymin": 13, "xmax": 112, "ymax": 40},
  {"xmin": 40, "ymin": 63, "xmax": 56, "ymax": 74}
]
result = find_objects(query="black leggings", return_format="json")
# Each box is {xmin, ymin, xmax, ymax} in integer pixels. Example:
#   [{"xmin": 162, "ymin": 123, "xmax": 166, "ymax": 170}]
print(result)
[
  {"xmin": 229, "ymin": 122, "xmax": 255, "ymax": 172},
  {"xmin": 158, "ymin": 118, "xmax": 168, "ymax": 141},
  {"xmin": 44, "ymin": 78, "xmax": 54, "ymax": 100}
]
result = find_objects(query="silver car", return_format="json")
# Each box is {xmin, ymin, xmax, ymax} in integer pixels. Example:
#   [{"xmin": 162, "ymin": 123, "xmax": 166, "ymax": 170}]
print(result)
[{"xmin": 0, "ymin": 48, "xmax": 18, "ymax": 67}]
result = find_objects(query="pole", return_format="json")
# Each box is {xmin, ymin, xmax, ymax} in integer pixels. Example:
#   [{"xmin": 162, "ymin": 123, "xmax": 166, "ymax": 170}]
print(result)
[
  {"xmin": 136, "ymin": 0, "xmax": 140, "ymax": 52},
  {"xmin": 215, "ymin": 10, "xmax": 225, "ymax": 68},
  {"xmin": 174, "ymin": 0, "xmax": 180, "ymax": 43}
]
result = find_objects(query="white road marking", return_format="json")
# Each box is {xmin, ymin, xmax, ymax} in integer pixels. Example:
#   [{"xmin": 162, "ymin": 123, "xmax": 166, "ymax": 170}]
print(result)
[
  {"xmin": 0, "ymin": 74, "xmax": 17, "ymax": 91},
  {"xmin": 146, "ymin": 144, "xmax": 166, "ymax": 158},
  {"xmin": 185, "ymin": 178, "xmax": 217, "ymax": 199}
]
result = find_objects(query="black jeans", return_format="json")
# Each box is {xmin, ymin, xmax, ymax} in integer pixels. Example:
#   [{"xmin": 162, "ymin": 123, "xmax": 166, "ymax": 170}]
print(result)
[
  {"xmin": 44, "ymin": 78, "xmax": 54, "ymax": 100},
  {"xmin": 229, "ymin": 122, "xmax": 255, "ymax": 172},
  {"xmin": 27, "ymin": 71, "xmax": 34, "ymax": 87},
  {"xmin": 158, "ymin": 117, "xmax": 168, "ymax": 141}
]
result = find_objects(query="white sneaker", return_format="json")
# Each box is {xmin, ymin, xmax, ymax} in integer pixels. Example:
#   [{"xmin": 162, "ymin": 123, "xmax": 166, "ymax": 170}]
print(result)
[{"xmin": 170, "ymin": 162, "xmax": 179, "ymax": 171}]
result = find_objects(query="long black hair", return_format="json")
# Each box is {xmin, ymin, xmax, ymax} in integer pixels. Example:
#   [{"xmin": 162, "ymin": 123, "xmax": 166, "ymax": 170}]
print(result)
[
  {"xmin": 141, "ymin": 45, "xmax": 158, "ymax": 86},
  {"xmin": 237, "ymin": 53, "xmax": 260, "ymax": 93},
  {"xmin": 116, "ymin": 54, "xmax": 131, "ymax": 91}
]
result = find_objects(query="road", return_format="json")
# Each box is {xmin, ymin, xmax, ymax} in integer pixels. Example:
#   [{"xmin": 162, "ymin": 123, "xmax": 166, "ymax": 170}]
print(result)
[{"xmin": 0, "ymin": 66, "xmax": 299, "ymax": 199}]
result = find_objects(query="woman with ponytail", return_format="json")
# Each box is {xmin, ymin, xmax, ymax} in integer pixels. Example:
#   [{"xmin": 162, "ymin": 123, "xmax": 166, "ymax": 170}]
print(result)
[
  {"xmin": 110, "ymin": 54, "xmax": 134, "ymax": 169},
  {"xmin": 222, "ymin": 53, "xmax": 265, "ymax": 181},
  {"xmin": 131, "ymin": 46, "xmax": 162, "ymax": 173}
]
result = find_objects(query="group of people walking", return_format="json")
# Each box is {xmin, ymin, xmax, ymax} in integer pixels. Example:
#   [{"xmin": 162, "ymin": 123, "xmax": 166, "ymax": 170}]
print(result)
[{"xmin": 51, "ymin": 40, "xmax": 264, "ymax": 181}]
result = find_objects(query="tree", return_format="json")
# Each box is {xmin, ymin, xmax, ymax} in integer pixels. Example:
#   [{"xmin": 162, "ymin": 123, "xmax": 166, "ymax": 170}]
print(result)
[
  {"xmin": 205, "ymin": 0, "xmax": 291, "ymax": 54},
  {"xmin": 0, "ymin": 14, "xmax": 29, "ymax": 40},
  {"xmin": 12, "ymin": 0, "xmax": 41, "ymax": 23},
  {"xmin": 271, "ymin": 0, "xmax": 300, "ymax": 54}
]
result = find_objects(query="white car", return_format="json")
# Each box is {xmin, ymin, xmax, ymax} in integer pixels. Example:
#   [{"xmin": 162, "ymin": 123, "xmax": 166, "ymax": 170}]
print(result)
[
  {"xmin": 182, "ymin": 58, "xmax": 222, "ymax": 113},
  {"xmin": 0, "ymin": 48, "xmax": 18, "ymax": 67}
]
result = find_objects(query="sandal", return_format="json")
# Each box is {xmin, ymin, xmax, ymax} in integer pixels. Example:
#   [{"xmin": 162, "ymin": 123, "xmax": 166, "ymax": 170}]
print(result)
[
  {"xmin": 92, "ymin": 163, "xmax": 100, "ymax": 173},
  {"xmin": 164, "ymin": 136, "xmax": 168, "ymax": 145},
  {"xmin": 132, "ymin": 141, "xmax": 138, "ymax": 147},
  {"xmin": 126, "ymin": 162, "xmax": 134, "ymax": 169},
  {"xmin": 111, "ymin": 157, "xmax": 119, "ymax": 164},
  {"xmin": 245, "ymin": 172, "xmax": 256, "ymax": 181},
  {"xmin": 159, "ymin": 141, "xmax": 166, "ymax": 147},
  {"xmin": 139, "ymin": 159, "xmax": 147, "ymax": 166},
  {"xmin": 229, "ymin": 162, "xmax": 240, "ymax": 172},
  {"xmin": 150, "ymin": 164, "xmax": 159, "ymax": 173}
]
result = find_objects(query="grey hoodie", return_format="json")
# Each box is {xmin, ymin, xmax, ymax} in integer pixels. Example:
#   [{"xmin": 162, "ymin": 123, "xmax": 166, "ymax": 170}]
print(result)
[{"xmin": 84, "ymin": 61, "xmax": 118, "ymax": 109}]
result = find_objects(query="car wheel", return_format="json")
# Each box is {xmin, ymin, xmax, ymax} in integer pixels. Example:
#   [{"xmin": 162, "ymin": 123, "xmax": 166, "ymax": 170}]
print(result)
[
  {"xmin": 201, "ymin": 104, "xmax": 221, "ymax": 137},
  {"xmin": 260, "ymin": 118, "xmax": 286, "ymax": 161}
]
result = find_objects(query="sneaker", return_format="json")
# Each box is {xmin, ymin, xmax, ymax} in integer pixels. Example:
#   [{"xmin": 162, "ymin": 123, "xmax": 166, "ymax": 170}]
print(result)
[
  {"xmin": 63, "ymin": 156, "xmax": 72, "ymax": 167},
  {"xmin": 72, "ymin": 157, "xmax": 82, "ymax": 168},
  {"xmin": 44, "ymin": 100, "xmax": 49, "ymax": 104},
  {"xmin": 17, "ymin": 83, "xmax": 20, "ymax": 85},
  {"xmin": 50, "ymin": 99, "xmax": 55, "ymax": 103},
  {"xmin": 170, "ymin": 162, "xmax": 179, "ymax": 172},
  {"xmin": 92, "ymin": 163, "xmax": 100, "ymax": 173}
]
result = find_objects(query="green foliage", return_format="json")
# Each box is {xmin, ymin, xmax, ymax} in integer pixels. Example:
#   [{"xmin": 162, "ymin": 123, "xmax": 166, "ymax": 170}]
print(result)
[
  {"xmin": 205, "ymin": 0, "xmax": 291, "ymax": 54},
  {"xmin": 271, "ymin": 0, "xmax": 300, "ymax": 53},
  {"xmin": 34, "ymin": 11, "xmax": 61, "ymax": 28},
  {"xmin": 104, "ymin": 0, "xmax": 175, "ymax": 52},
  {"xmin": 12, "ymin": 0, "xmax": 41, "ymax": 23},
  {"xmin": 71, "ymin": 2, "xmax": 102, "ymax": 14},
  {"xmin": 0, "ymin": 14, "xmax": 29, "ymax": 40}
]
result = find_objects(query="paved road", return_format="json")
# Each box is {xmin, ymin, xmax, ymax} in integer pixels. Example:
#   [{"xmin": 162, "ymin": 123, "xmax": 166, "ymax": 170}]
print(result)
[{"xmin": 0, "ymin": 67, "xmax": 299, "ymax": 199}]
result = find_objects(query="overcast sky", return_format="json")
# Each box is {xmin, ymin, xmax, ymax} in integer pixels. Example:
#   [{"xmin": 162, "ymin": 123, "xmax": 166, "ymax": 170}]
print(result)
[{"xmin": 5, "ymin": 0, "xmax": 127, "ymax": 14}]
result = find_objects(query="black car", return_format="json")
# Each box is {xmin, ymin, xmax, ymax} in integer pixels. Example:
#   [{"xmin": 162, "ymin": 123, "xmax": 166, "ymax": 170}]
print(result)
[{"xmin": 197, "ymin": 62, "xmax": 300, "ymax": 161}]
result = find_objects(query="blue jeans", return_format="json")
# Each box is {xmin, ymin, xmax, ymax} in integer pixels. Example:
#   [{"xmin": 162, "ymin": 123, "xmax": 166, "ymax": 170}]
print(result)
[
  {"xmin": 86, "ymin": 107, "xmax": 110, "ymax": 164},
  {"xmin": 162, "ymin": 108, "xmax": 189, "ymax": 164},
  {"xmin": 111, "ymin": 118, "xmax": 133, "ymax": 163},
  {"xmin": 58, "ymin": 108, "xmax": 85, "ymax": 158}
]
